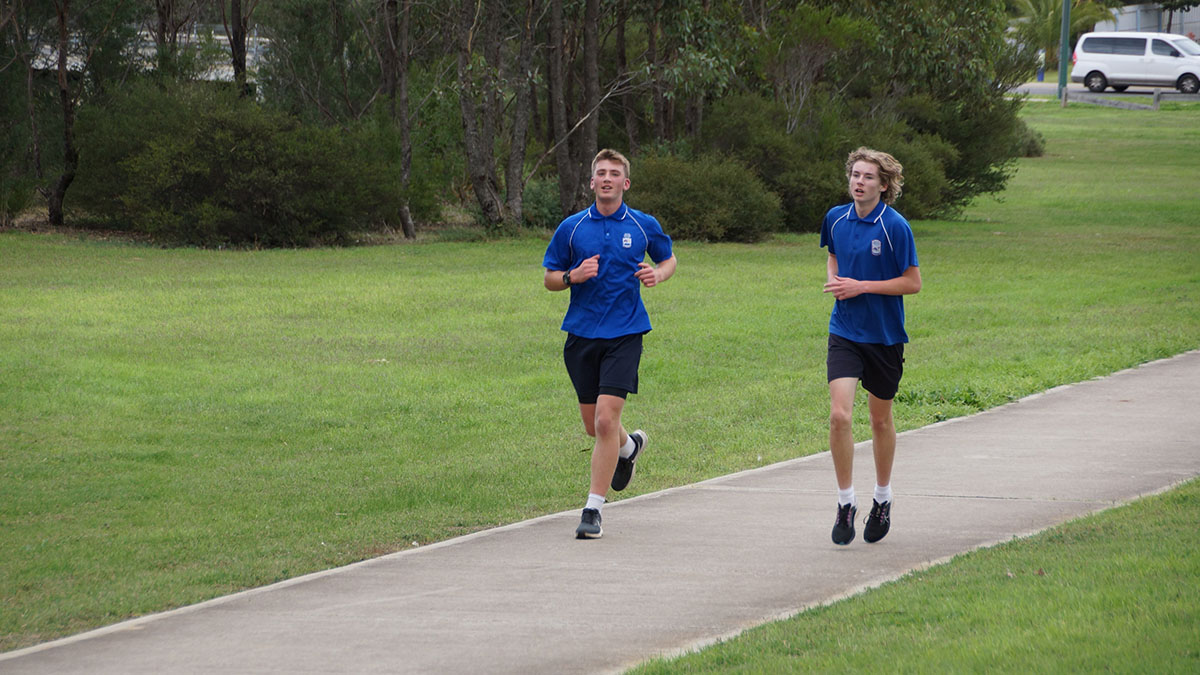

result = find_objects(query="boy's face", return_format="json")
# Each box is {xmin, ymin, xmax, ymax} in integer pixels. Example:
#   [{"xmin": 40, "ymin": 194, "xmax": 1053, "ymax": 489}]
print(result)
[
  {"xmin": 590, "ymin": 159, "xmax": 630, "ymax": 204},
  {"xmin": 848, "ymin": 160, "xmax": 887, "ymax": 208}
]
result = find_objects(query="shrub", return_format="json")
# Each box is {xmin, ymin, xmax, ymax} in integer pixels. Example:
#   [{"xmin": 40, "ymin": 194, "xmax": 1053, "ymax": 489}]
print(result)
[
  {"xmin": 632, "ymin": 154, "xmax": 781, "ymax": 242},
  {"xmin": 120, "ymin": 101, "xmax": 371, "ymax": 246},
  {"xmin": 701, "ymin": 92, "xmax": 848, "ymax": 232},
  {"xmin": 1013, "ymin": 117, "xmax": 1046, "ymax": 158},
  {"xmin": 74, "ymin": 81, "xmax": 424, "ymax": 247},
  {"xmin": 521, "ymin": 177, "xmax": 562, "ymax": 229}
]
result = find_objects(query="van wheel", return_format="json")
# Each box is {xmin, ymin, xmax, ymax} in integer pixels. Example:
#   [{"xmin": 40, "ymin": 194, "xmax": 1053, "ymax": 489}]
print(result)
[
  {"xmin": 1084, "ymin": 72, "xmax": 1107, "ymax": 93},
  {"xmin": 1179, "ymin": 74, "xmax": 1199, "ymax": 94},
  {"xmin": 1111, "ymin": 85, "xmax": 1128, "ymax": 92}
]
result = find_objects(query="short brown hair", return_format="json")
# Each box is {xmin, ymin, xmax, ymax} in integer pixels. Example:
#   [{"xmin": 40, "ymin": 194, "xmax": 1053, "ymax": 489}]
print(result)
[
  {"xmin": 845, "ymin": 147, "xmax": 904, "ymax": 204},
  {"xmin": 592, "ymin": 148, "xmax": 631, "ymax": 178}
]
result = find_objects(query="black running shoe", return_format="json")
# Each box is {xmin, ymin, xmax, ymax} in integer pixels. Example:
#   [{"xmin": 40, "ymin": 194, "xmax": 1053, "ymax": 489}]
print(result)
[
  {"xmin": 611, "ymin": 429, "xmax": 647, "ymax": 491},
  {"xmin": 832, "ymin": 503, "xmax": 857, "ymax": 545},
  {"xmin": 864, "ymin": 499, "xmax": 891, "ymax": 543},
  {"xmin": 575, "ymin": 508, "xmax": 602, "ymax": 539}
]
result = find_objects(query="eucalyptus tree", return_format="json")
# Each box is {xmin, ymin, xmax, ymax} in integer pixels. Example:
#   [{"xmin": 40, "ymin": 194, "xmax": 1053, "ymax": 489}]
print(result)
[
  {"xmin": 221, "ymin": 0, "xmax": 258, "ymax": 96},
  {"xmin": 2, "ymin": 0, "xmax": 138, "ymax": 225},
  {"xmin": 1161, "ymin": 0, "xmax": 1200, "ymax": 32}
]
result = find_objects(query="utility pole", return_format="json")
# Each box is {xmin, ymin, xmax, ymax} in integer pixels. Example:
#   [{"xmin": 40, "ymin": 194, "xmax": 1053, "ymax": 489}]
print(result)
[{"xmin": 1057, "ymin": 0, "xmax": 1071, "ymax": 101}]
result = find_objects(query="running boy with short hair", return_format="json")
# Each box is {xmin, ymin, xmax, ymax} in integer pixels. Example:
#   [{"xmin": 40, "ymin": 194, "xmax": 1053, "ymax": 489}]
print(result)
[{"xmin": 543, "ymin": 149, "xmax": 677, "ymax": 539}]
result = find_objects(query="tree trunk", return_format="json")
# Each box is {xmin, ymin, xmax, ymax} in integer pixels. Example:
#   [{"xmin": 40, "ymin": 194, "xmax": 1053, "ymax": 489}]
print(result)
[
  {"xmin": 576, "ymin": 0, "xmax": 599, "ymax": 208},
  {"xmin": 616, "ymin": 0, "xmax": 638, "ymax": 154},
  {"xmin": 381, "ymin": 0, "xmax": 415, "ymax": 238},
  {"xmin": 48, "ymin": 0, "xmax": 77, "ymax": 227},
  {"xmin": 504, "ymin": 0, "xmax": 537, "ymax": 224},
  {"xmin": 548, "ymin": 0, "xmax": 576, "ymax": 216},
  {"xmin": 227, "ymin": 0, "xmax": 250, "ymax": 97},
  {"xmin": 649, "ymin": 1, "xmax": 666, "ymax": 142},
  {"xmin": 396, "ymin": 0, "xmax": 415, "ymax": 238},
  {"xmin": 456, "ymin": 0, "xmax": 503, "ymax": 225}
]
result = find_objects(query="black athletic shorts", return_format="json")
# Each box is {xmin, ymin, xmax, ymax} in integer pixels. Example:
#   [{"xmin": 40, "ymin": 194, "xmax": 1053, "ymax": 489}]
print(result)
[
  {"xmin": 563, "ymin": 333, "xmax": 643, "ymax": 403},
  {"xmin": 826, "ymin": 333, "xmax": 905, "ymax": 401}
]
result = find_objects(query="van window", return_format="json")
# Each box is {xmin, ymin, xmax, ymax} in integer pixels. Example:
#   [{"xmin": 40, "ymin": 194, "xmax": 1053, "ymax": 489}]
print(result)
[
  {"xmin": 1082, "ymin": 37, "xmax": 1147, "ymax": 55},
  {"xmin": 1152, "ymin": 40, "xmax": 1180, "ymax": 57},
  {"xmin": 1112, "ymin": 37, "xmax": 1147, "ymax": 55},
  {"xmin": 1171, "ymin": 37, "xmax": 1200, "ymax": 56}
]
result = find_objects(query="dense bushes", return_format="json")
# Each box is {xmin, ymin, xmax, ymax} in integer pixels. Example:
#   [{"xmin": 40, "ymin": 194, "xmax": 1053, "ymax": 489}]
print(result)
[
  {"xmin": 632, "ymin": 154, "xmax": 782, "ymax": 243},
  {"xmin": 699, "ymin": 91, "xmax": 967, "ymax": 229},
  {"xmin": 73, "ymin": 83, "xmax": 429, "ymax": 247}
]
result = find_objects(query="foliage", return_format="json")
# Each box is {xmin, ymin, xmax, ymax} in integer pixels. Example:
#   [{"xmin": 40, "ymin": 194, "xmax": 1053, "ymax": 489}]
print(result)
[
  {"xmin": 5, "ymin": 0, "xmax": 1042, "ymax": 243},
  {"xmin": 0, "ymin": 61, "xmax": 36, "ymax": 226},
  {"xmin": 632, "ymin": 153, "xmax": 782, "ymax": 242},
  {"xmin": 823, "ymin": 0, "xmax": 1035, "ymax": 214},
  {"xmin": 73, "ymin": 82, "xmax": 413, "ymax": 246},
  {"xmin": 1013, "ymin": 117, "xmax": 1046, "ymax": 157},
  {"xmin": 256, "ymin": 0, "xmax": 382, "ymax": 123},
  {"xmin": 1009, "ymin": 0, "xmax": 1116, "ymax": 70},
  {"xmin": 747, "ymin": 4, "xmax": 874, "ymax": 134},
  {"xmin": 521, "ymin": 177, "xmax": 563, "ymax": 229},
  {"xmin": 700, "ymin": 93, "xmax": 841, "ymax": 232}
]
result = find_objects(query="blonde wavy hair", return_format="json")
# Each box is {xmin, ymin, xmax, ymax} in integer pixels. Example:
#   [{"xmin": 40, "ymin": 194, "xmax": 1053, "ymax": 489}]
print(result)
[{"xmin": 845, "ymin": 147, "xmax": 904, "ymax": 204}]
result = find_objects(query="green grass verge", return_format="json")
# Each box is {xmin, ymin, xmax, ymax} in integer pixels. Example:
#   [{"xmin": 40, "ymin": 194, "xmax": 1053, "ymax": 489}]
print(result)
[
  {"xmin": 1, "ymin": 104, "xmax": 1198, "ymax": 653},
  {"xmin": 633, "ymin": 479, "xmax": 1200, "ymax": 673}
]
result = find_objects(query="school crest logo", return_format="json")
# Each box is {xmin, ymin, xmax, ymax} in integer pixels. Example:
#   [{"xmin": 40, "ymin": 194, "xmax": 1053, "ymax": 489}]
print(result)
[
  {"xmin": 622, "ymin": 232, "xmax": 632, "ymax": 248},
  {"xmin": 871, "ymin": 239, "xmax": 882, "ymax": 256}
]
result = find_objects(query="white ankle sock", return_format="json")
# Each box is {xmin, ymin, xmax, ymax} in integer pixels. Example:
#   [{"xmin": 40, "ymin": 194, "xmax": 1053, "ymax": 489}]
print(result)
[
  {"xmin": 618, "ymin": 435, "xmax": 636, "ymax": 459},
  {"xmin": 874, "ymin": 484, "xmax": 893, "ymax": 504},
  {"xmin": 586, "ymin": 493, "xmax": 606, "ymax": 512},
  {"xmin": 837, "ymin": 487, "xmax": 856, "ymax": 508}
]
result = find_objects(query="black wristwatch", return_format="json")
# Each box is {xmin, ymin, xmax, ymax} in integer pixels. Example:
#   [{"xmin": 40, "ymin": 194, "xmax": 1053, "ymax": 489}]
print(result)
[{"xmin": 562, "ymin": 270, "xmax": 572, "ymax": 286}]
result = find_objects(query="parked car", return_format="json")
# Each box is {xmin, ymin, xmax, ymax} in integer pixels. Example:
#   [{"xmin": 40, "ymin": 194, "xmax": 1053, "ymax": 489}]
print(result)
[{"xmin": 1071, "ymin": 31, "xmax": 1200, "ymax": 94}]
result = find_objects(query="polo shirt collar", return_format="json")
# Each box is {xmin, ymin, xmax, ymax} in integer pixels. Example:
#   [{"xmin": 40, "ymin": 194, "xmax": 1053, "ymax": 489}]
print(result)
[
  {"xmin": 848, "ymin": 201, "xmax": 886, "ymax": 223},
  {"xmin": 589, "ymin": 202, "xmax": 629, "ymax": 220}
]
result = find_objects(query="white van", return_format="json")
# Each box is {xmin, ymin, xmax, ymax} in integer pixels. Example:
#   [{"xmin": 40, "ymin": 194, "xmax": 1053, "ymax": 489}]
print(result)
[{"xmin": 1070, "ymin": 31, "xmax": 1200, "ymax": 94}]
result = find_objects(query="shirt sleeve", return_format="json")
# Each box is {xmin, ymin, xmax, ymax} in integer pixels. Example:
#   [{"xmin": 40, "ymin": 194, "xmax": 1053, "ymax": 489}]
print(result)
[
  {"xmin": 893, "ymin": 221, "xmax": 918, "ymax": 272},
  {"xmin": 646, "ymin": 216, "xmax": 673, "ymax": 264},
  {"xmin": 819, "ymin": 210, "xmax": 835, "ymax": 255},
  {"xmin": 543, "ymin": 225, "xmax": 571, "ymax": 271}
]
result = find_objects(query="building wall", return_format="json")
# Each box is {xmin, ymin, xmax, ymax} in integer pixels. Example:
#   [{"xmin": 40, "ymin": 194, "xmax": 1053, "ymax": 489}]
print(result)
[{"xmin": 1095, "ymin": 3, "xmax": 1200, "ymax": 38}]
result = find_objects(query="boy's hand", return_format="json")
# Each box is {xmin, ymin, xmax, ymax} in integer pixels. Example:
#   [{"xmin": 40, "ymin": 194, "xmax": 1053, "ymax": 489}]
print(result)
[
  {"xmin": 635, "ymin": 261, "xmax": 660, "ymax": 287},
  {"xmin": 572, "ymin": 255, "xmax": 600, "ymax": 283},
  {"xmin": 823, "ymin": 275, "xmax": 863, "ymax": 300}
]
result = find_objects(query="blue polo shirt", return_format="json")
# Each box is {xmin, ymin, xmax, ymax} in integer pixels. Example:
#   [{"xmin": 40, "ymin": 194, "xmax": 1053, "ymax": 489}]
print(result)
[
  {"xmin": 543, "ymin": 202, "xmax": 673, "ymax": 339},
  {"xmin": 820, "ymin": 201, "xmax": 918, "ymax": 346}
]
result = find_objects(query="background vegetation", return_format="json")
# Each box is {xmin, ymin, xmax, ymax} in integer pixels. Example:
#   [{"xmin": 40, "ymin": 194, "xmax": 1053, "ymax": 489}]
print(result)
[
  {"xmin": 2, "ymin": 103, "xmax": 1198, "ymax": 653},
  {"xmin": 1, "ymin": 0, "xmax": 1065, "ymax": 245}
]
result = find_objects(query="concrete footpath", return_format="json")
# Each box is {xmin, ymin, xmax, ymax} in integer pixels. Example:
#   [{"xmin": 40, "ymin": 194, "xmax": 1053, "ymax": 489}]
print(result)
[{"xmin": 4, "ymin": 351, "xmax": 1199, "ymax": 674}]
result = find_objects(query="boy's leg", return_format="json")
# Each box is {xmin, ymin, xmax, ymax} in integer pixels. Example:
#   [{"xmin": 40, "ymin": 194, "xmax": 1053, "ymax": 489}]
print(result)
[
  {"xmin": 577, "ymin": 403, "xmax": 629, "ymax": 448},
  {"xmin": 828, "ymin": 377, "xmax": 859, "ymax": 489},
  {"xmin": 588, "ymin": 394, "xmax": 626, "ymax": 497},
  {"xmin": 829, "ymin": 377, "xmax": 859, "ymax": 545},
  {"xmin": 867, "ymin": 393, "xmax": 896, "ymax": 487}
]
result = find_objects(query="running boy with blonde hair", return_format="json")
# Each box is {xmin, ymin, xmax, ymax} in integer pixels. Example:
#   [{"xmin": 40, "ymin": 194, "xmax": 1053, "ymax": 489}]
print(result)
[{"xmin": 820, "ymin": 147, "xmax": 921, "ymax": 545}]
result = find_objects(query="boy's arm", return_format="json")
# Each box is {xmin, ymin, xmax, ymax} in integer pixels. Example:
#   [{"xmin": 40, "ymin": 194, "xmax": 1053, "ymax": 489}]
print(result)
[
  {"xmin": 636, "ymin": 255, "xmax": 676, "ymax": 288},
  {"xmin": 544, "ymin": 254, "xmax": 601, "ymax": 291},
  {"xmin": 824, "ymin": 265, "xmax": 921, "ymax": 300}
]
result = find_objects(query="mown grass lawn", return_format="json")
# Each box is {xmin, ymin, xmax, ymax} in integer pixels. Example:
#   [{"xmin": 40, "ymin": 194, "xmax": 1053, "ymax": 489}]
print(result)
[{"xmin": 1, "ymin": 103, "xmax": 1198, "ymax": 656}]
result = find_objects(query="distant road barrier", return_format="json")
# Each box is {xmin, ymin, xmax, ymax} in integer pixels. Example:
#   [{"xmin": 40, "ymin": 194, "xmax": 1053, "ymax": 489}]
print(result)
[{"xmin": 1062, "ymin": 89, "xmax": 1200, "ymax": 110}]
